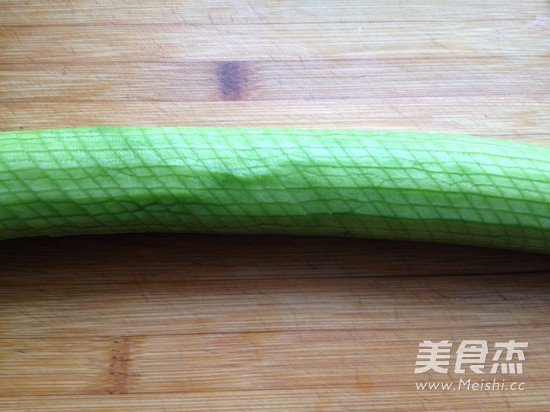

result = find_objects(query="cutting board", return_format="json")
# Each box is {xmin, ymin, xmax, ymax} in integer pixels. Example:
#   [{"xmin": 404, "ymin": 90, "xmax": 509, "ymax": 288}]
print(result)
[{"xmin": 1, "ymin": 1, "xmax": 549, "ymax": 410}]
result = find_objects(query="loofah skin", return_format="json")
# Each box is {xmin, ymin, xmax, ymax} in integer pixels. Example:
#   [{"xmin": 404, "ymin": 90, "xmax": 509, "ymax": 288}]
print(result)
[{"xmin": 0, "ymin": 126, "xmax": 549, "ymax": 253}]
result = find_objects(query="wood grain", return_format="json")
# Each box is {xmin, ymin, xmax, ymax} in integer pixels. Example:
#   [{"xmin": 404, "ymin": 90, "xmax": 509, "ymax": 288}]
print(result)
[
  {"xmin": 2, "ymin": 60, "xmax": 548, "ymax": 102},
  {"xmin": 2, "ymin": 21, "xmax": 549, "ymax": 63},
  {"xmin": 0, "ymin": 0, "xmax": 549, "ymax": 410},
  {"xmin": 2, "ymin": 0, "xmax": 548, "ymax": 25},
  {"xmin": 0, "ymin": 235, "xmax": 549, "ymax": 410}
]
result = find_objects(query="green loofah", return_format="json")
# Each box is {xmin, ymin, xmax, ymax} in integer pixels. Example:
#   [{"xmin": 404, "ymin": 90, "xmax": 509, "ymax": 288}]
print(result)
[{"xmin": 1, "ymin": 126, "xmax": 549, "ymax": 253}]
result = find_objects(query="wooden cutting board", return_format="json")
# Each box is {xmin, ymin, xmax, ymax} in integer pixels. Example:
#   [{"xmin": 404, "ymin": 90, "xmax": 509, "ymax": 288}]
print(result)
[{"xmin": 0, "ymin": 1, "xmax": 549, "ymax": 410}]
